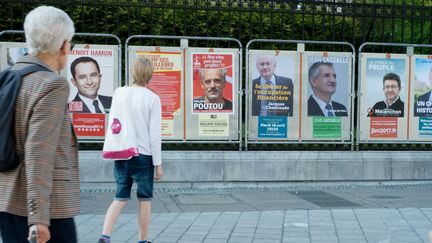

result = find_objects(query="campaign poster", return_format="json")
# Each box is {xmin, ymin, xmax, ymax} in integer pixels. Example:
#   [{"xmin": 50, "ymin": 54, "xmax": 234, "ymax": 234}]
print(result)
[
  {"xmin": 369, "ymin": 117, "xmax": 398, "ymax": 138},
  {"xmin": 306, "ymin": 55, "xmax": 350, "ymax": 117},
  {"xmin": 66, "ymin": 48, "xmax": 115, "ymax": 140},
  {"xmin": 418, "ymin": 117, "xmax": 432, "ymax": 136},
  {"xmin": 258, "ymin": 116, "xmax": 288, "ymax": 138},
  {"xmin": 136, "ymin": 51, "xmax": 182, "ymax": 137},
  {"xmin": 191, "ymin": 53, "xmax": 234, "ymax": 114},
  {"xmin": 67, "ymin": 48, "xmax": 115, "ymax": 114},
  {"xmin": 249, "ymin": 51, "xmax": 295, "ymax": 117},
  {"xmin": 72, "ymin": 113, "xmax": 105, "ymax": 137},
  {"xmin": 313, "ymin": 117, "xmax": 341, "ymax": 138},
  {"xmin": 364, "ymin": 58, "xmax": 406, "ymax": 118},
  {"xmin": 6, "ymin": 47, "xmax": 27, "ymax": 68},
  {"xmin": 198, "ymin": 114, "xmax": 229, "ymax": 137},
  {"xmin": 413, "ymin": 57, "xmax": 432, "ymax": 117}
]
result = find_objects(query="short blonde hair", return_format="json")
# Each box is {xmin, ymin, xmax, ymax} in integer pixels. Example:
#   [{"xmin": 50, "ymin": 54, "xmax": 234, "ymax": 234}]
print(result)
[{"xmin": 131, "ymin": 57, "xmax": 154, "ymax": 86}]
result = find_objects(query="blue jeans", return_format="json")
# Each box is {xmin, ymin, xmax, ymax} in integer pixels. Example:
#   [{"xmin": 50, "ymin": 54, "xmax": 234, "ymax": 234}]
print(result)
[
  {"xmin": 114, "ymin": 154, "xmax": 154, "ymax": 201},
  {"xmin": 0, "ymin": 212, "xmax": 76, "ymax": 243}
]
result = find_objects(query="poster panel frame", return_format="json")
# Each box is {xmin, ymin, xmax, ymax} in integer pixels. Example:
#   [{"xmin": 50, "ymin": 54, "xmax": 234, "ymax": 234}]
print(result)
[
  {"xmin": 358, "ymin": 52, "xmax": 408, "ymax": 142},
  {"xmin": 64, "ymin": 33, "xmax": 121, "ymax": 142},
  {"xmin": 407, "ymin": 54, "xmax": 432, "ymax": 142},
  {"xmin": 357, "ymin": 42, "xmax": 432, "ymax": 147},
  {"xmin": 127, "ymin": 46, "xmax": 184, "ymax": 140},
  {"xmin": 63, "ymin": 43, "xmax": 120, "ymax": 141},
  {"xmin": 247, "ymin": 49, "xmax": 300, "ymax": 141},
  {"xmin": 125, "ymin": 35, "xmax": 243, "ymax": 146},
  {"xmin": 0, "ymin": 31, "xmax": 122, "ymax": 143},
  {"xmin": 245, "ymin": 39, "xmax": 355, "ymax": 150},
  {"xmin": 185, "ymin": 47, "xmax": 240, "ymax": 141},
  {"xmin": 301, "ymin": 51, "xmax": 353, "ymax": 142}
]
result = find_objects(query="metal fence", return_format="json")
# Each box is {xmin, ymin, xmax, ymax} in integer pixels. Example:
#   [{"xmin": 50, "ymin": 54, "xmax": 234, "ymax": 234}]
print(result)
[
  {"xmin": 0, "ymin": 1, "xmax": 431, "ymax": 48},
  {"xmin": 1, "ymin": 0, "xmax": 431, "ymax": 150}
]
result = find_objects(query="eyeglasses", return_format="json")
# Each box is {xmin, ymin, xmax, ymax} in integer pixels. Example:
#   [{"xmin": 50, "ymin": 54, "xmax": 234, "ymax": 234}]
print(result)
[{"xmin": 69, "ymin": 41, "xmax": 75, "ymax": 51}]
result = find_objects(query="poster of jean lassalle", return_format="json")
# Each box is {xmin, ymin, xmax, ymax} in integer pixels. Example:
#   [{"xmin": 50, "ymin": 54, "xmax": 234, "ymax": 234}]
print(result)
[
  {"xmin": 301, "ymin": 51, "xmax": 352, "ymax": 141},
  {"xmin": 359, "ymin": 53, "xmax": 408, "ymax": 141}
]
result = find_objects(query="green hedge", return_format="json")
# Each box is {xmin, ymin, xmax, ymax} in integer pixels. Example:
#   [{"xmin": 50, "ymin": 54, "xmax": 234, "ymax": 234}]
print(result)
[{"xmin": 1, "ymin": 1, "xmax": 431, "ymax": 48}]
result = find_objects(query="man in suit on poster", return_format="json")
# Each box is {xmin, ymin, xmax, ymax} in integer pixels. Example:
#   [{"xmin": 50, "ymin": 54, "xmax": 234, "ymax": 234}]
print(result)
[
  {"xmin": 193, "ymin": 67, "xmax": 233, "ymax": 112},
  {"xmin": 69, "ymin": 56, "xmax": 112, "ymax": 113},
  {"xmin": 307, "ymin": 61, "xmax": 348, "ymax": 117},
  {"xmin": 414, "ymin": 66, "xmax": 432, "ymax": 116},
  {"xmin": 251, "ymin": 54, "xmax": 294, "ymax": 116},
  {"xmin": 368, "ymin": 72, "xmax": 404, "ymax": 117}
]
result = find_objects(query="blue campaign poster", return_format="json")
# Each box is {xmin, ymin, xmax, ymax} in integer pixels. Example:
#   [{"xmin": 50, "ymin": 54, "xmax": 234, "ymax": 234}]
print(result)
[
  {"xmin": 414, "ymin": 58, "xmax": 432, "ymax": 117},
  {"xmin": 258, "ymin": 116, "xmax": 288, "ymax": 138},
  {"xmin": 419, "ymin": 117, "xmax": 432, "ymax": 135},
  {"xmin": 364, "ymin": 57, "xmax": 406, "ymax": 118}
]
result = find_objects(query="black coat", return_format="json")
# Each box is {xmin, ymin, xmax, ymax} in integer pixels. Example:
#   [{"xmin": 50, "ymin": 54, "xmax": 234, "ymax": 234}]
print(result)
[
  {"xmin": 69, "ymin": 93, "xmax": 112, "ymax": 113},
  {"xmin": 368, "ymin": 98, "xmax": 404, "ymax": 117},
  {"xmin": 307, "ymin": 95, "xmax": 348, "ymax": 116}
]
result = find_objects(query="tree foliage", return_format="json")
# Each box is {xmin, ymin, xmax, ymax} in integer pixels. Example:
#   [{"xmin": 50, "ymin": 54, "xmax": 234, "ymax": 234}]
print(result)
[{"xmin": 0, "ymin": 0, "xmax": 430, "ymax": 50}]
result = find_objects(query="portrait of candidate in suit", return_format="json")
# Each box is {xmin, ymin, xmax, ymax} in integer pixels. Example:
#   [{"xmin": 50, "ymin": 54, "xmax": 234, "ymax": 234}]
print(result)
[
  {"xmin": 67, "ymin": 56, "xmax": 112, "ymax": 113},
  {"xmin": 367, "ymin": 72, "xmax": 404, "ymax": 117},
  {"xmin": 307, "ymin": 61, "xmax": 348, "ymax": 117},
  {"xmin": 414, "ymin": 65, "xmax": 432, "ymax": 117},
  {"xmin": 192, "ymin": 68, "xmax": 233, "ymax": 112},
  {"xmin": 251, "ymin": 54, "xmax": 294, "ymax": 117}
]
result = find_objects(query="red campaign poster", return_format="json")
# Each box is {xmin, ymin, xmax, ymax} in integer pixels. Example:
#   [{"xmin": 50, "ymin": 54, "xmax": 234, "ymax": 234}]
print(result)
[
  {"xmin": 137, "ymin": 52, "xmax": 182, "ymax": 119},
  {"xmin": 192, "ymin": 53, "xmax": 234, "ymax": 114},
  {"xmin": 72, "ymin": 113, "xmax": 105, "ymax": 137},
  {"xmin": 369, "ymin": 117, "xmax": 398, "ymax": 138},
  {"xmin": 148, "ymin": 71, "xmax": 181, "ymax": 119},
  {"xmin": 136, "ymin": 51, "xmax": 182, "ymax": 138}
]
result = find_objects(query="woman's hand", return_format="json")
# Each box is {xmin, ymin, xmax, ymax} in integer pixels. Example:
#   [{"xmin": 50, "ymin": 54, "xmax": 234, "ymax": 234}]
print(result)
[{"xmin": 155, "ymin": 165, "xmax": 163, "ymax": 181}]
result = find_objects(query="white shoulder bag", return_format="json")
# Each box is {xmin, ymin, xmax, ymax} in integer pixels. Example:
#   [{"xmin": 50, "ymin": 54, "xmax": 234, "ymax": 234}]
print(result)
[{"xmin": 102, "ymin": 87, "xmax": 139, "ymax": 160}]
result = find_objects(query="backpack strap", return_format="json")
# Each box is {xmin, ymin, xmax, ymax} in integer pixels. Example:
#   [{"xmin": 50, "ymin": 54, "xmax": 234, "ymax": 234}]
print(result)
[{"xmin": 17, "ymin": 64, "xmax": 51, "ymax": 77}]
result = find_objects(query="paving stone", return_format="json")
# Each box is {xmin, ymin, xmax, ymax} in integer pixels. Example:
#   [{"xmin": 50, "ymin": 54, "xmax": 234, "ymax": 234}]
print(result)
[
  {"xmin": 282, "ymin": 237, "xmax": 311, "ymax": 243},
  {"xmin": 71, "ymin": 183, "xmax": 432, "ymax": 243}
]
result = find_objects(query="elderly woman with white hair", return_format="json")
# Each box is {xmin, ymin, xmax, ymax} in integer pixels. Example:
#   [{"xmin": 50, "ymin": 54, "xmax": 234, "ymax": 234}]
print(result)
[{"xmin": 0, "ymin": 6, "xmax": 78, "ymax": 243}]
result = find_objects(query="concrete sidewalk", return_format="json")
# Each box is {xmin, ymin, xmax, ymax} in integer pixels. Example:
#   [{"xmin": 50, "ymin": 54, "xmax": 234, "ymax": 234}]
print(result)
[
  {"xmin": 76, "ymin": 182, "xmax": 432, "ymax": 243},
  {"xmin": 77, "ymin": 208, "xmax": 432, "ymax": 243}
]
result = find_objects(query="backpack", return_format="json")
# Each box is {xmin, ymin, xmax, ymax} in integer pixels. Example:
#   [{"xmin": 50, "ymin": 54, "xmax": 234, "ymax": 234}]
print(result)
[{"xmin": 0, "ymin": 64, "xmax": 51, "ymax": 172}]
